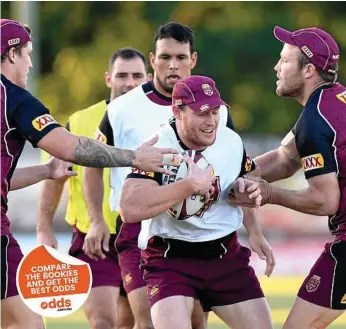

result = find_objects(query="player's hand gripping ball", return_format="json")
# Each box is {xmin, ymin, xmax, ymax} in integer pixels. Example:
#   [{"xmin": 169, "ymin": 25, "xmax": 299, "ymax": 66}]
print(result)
[{"xmin": 164, "ymin": 151, "xmax": 210, "ymax": 220}]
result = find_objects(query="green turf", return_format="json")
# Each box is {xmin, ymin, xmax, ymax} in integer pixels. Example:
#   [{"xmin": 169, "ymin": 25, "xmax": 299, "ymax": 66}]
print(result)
[{"xmin": 45, "ymin": 294, "xmax": 346, "ymax": 329}]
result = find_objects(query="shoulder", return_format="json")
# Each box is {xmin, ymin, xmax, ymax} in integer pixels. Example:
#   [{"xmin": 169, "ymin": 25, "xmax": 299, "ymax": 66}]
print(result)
[
  {"xmin": 148, "ymin": 123, "xmax": 177, "ymax": 148},
  {"xmin": 319, "ymin": 83, "xmax": 346, "ymax": 114},
  {"xmin": 2, "ymin": 79, "xmax": 36, "ymax": 111},
  {"xmin": 108, "ymin": 86, "xmax": 144, "ymax": 115},
  {"xmin": 218, "ymin": 126, "xmax": 242, "ymax": 145}
]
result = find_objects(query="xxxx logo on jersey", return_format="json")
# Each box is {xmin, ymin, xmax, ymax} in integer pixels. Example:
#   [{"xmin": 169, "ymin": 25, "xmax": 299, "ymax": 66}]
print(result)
[
  {"xmin": 301, "ymin": 153, "xmax": 324, "ymax": 172},
  {"xmin": 32, "ymin": 114, "xmax": 57, "ymax": 131}
]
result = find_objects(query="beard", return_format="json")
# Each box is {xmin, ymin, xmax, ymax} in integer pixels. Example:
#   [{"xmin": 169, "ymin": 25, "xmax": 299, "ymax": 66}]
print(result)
[
  {"xmin": 276, "ymin": 77, "xmax": 304, "ymax": 98},
  {"xmin": 156, "ymin": 75, "xmax": 175, "ymax": 93}
]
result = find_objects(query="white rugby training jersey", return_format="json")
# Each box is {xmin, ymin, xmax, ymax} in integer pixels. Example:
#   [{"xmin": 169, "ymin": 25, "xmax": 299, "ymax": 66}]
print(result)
[
  {"xmin": 126, "ymin": 118, "xmax": 256, "ymax": 248},
  {"xmin": 97, "ymin": 81, "xmax": 232, "ymax": 212}
]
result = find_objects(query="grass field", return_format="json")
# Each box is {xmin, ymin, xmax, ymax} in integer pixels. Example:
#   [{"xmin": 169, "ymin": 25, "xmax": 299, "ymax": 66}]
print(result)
[{"xmin": 45, "ymin": 277, "xmax": 346, "ymax": 329}]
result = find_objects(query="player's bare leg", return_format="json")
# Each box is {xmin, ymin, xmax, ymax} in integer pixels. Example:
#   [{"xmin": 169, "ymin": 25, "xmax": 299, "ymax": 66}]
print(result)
[
  {"xmin": 283, "ymin": 297, "xmax": 344, "ymax": 329},
  {"xmin": 82, "ymin": 286, "xmax": 119, "ymax": 329},
  {"xmin": 117, "ymin": 295, "xmax": 134, "ymax": 329},
  {"xmin": 127, "ymin": 286, "xmax": 153, "ymax": 329},
  {"xmin": 191, "ymin": 300, "xmax": 208, "ymax": 329},
  {"xmin": 151, "ymin": 295, "xmax": 195, "ymax": 329},
  {"xmin": 213, "ymin": 297, "xmax": 273, "ymax": 329},
  {"xmin": 1, "ymin": 295, "xmax": 45, "ymax": 329}
]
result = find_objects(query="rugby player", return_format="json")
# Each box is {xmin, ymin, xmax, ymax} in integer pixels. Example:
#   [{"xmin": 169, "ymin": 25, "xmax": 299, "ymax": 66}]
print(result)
[
  {"xmin": 0, "ymin": 19, "xmax": 177, "ymax": 329},
  {"xmin": 231, "ymin": 26, "xmax": 346, "ymax": 329},
  {"xmin": 119, "ymin": 75, "xmax": 274, "ymax": 329},
  {"xmin": 84, "ymin": 22, "xmax": 212, "ymax": 329},
  {"xmin": 36, "ymin": 48, "xmax": 148, "ymax": 329},
  {"xmin": 83, "ymin": 22, "xmax": 274, "ymax": 329}
]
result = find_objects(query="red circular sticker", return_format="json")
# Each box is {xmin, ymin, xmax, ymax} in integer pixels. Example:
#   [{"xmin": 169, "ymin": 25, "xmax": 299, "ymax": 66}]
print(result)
[{"xmin": 16, "ymin": 245, "xmax": 92, "ymax": 317}]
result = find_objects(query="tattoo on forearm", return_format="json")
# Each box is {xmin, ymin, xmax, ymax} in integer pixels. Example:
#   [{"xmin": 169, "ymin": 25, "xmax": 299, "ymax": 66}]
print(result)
[{"xmin": 74, "ymin": 138, "xmax": 135, "ymax": 168}]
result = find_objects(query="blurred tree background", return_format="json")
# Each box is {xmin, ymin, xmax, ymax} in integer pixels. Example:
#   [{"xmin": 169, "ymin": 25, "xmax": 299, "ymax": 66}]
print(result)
[{"xmin": 2, "ymin": 1, "xmax": 346, "ymax": 135}]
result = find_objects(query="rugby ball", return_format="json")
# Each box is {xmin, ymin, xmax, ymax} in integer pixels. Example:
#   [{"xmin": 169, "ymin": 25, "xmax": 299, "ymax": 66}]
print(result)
[{"xmin": 166, "ymin": 150, "xmax": 209, "ymax": 220}]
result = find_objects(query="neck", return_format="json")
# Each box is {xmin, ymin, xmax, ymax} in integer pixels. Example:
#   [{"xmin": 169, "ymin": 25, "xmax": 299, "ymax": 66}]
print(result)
[
  {"xmin": 1, "ymin": 64, "xmax": 16, "ymax": 86},
  {"xmin": 296, "ymin": 79, "xmax": 331, "ymax": 106},
  {"xmin": 153, "ymin": 76, "xmax": 172, "ymax": 98}
]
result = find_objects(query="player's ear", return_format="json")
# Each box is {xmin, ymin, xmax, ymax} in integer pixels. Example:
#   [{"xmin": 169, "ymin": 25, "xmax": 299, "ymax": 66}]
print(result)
[
  {"xmin": 172, "ymin": 105, "xmax": 181, "ymax": 119},
  {"xmin": 105, "ymin": 71, "xmax": 112, "ymax": 88},
  {"xmin": 190, "ymin": 51, "xmax": 198, "ymax": 70},
  {"xmin": 149, "ymin": 52, "xmax": 156, "ymax": 71},
  {"xmin": 303, "ymin": 63, "xmax": 316, "ymax": 79},
  {"xmin": 8, "ymin": 47, "xmax": 17, "ymax": 64},
  {"xmin": 147, "ymin": 72, "xmax": 153, "ymax": 82}
]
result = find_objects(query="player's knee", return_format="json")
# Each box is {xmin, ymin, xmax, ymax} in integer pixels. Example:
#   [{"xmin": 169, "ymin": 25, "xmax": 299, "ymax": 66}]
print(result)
[
  {"xmin": 21, "ymin": 315, "xmax": 45, "ymax": 329},
  {"xmin": 89, "ymin": 317, "xmax": 117, "ymax": 329}
]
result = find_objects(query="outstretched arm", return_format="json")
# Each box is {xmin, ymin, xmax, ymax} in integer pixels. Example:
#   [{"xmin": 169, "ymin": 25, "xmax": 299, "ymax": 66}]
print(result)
[
  {"xmin": 261, "ymin": 172, "xmax": 339, "ymax": 216},
  {"xmin": 37, "ymin": 127, "xmax": 178, "ymax": 173},
  {"xmin": 11, "ymin": 157, "xmax": 75, "ymax": 190},
  {"xmin": 11, "ymin": 165, "xmax": 51, "ymax": 190},
  {"xmin": 253, "ymin": 132, "xmax": 301, "ymax": 182}
]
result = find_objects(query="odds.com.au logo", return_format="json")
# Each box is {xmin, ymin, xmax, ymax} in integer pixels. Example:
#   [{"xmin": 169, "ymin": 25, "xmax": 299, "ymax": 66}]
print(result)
[{"xmin": 40, "ymin": 297, "xmax": 72, "ymax": 312}]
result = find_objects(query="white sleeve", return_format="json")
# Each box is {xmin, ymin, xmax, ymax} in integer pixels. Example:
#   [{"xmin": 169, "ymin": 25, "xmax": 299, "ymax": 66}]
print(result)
[{"xmin": 107, "ymin": 99, "xmax": 124, "ymax": 148}]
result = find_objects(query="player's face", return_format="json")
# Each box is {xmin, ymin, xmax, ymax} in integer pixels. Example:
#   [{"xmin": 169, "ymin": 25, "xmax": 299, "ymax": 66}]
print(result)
[
  {"xmin": 150, "ymin": 38, "xmax": 197, "ymax": 96},
  {"xmin": 274, "ymin": 44, "xmax": 304, "ymax": 98},
  {"xmin": 177, "ymin": 106, "xmax": 220, "ymax": 150},
  {"xmin": 105, "ymin": 57, "xmax": 146, "ymax": 99},
  {"xmin": 12, "ymin": 41, "xmax": 33, "ymax": 88}
]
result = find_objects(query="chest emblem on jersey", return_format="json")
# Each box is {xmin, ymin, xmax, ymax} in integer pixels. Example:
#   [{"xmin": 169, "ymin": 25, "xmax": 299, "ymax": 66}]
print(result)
[
  {"xmin": 341, "ymin": 293, "xmax": 346, "ymax": 304},
  {"xmin": 194, "ymin": 176, "xmax": 221, "ymax": 218},
  {"xmin": 94, "ymin": 128, "xmax": 107, "ymax": 144},
  {"xmin": 301, "ymin": 153, "xmax": 324, "ymax": 172},
  {"xmin": 336, "ymin": 91, "xmax": 346, "ymax": 104},
  {"xmin": 306, "ymin": 275, "xmax": 321, "ymax": 292},
  {"xmin": 202, "ymin": 84, "xmax": 213, "ymax": 96},
  {"xmin": 32, "ymin": 114, "xmax": 57, "ymax": 131}
]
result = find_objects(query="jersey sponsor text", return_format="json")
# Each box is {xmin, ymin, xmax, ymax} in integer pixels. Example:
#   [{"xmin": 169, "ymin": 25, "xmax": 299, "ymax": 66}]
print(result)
[
  {"xmin": 32, "ymin": 114, "xmax": 57, "ymax": 131},
  {"xmin": 301, "ymin": 153, "xmax": 324, "ymax": 172}
]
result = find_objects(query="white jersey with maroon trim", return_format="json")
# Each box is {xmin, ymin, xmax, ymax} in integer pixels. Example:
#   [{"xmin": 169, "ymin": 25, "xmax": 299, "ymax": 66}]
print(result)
[
  {"xmin": 125, "ymin": 121, "xmax": 255, "ymax": 247},
  {"xmin": 100, "ymin": 82, "xmax": 230, "ymax": 212}
]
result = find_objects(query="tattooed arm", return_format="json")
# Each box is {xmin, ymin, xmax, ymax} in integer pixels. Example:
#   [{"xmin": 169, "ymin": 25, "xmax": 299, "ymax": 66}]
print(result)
[{"xmin": 37, "ymin": 127, "xmax": 177, "ymax": 173}]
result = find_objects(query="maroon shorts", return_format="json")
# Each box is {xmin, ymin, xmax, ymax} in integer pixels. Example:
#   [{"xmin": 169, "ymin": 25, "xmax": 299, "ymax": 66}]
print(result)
[
  {"xmin": 115, "ymin": 222, "xmax": 146, "ymax": 294},
  {"xmin": 298, "ymin": 238, "xmax": 346, "ymax": 310},
  {"xmin": 69, "ymin": 228, "xmax": 123, "ymax": 291},
  {"xmin": 140, "ymin": 232, "xmax": 264, "ymax": 310},
  {"xmin": 1, "ymin": 234, "xmax": 23, "ymax": 300}
]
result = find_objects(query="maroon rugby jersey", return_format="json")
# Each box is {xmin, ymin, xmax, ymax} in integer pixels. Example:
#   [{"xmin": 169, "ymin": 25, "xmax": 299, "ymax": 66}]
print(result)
[
  {"xmin": 292, "ymin": 83, "xmax": 346, "ymax": 235},
  {"xmin": 1, "ymin": 74, "xmax": 61, "ymax": 235}
]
